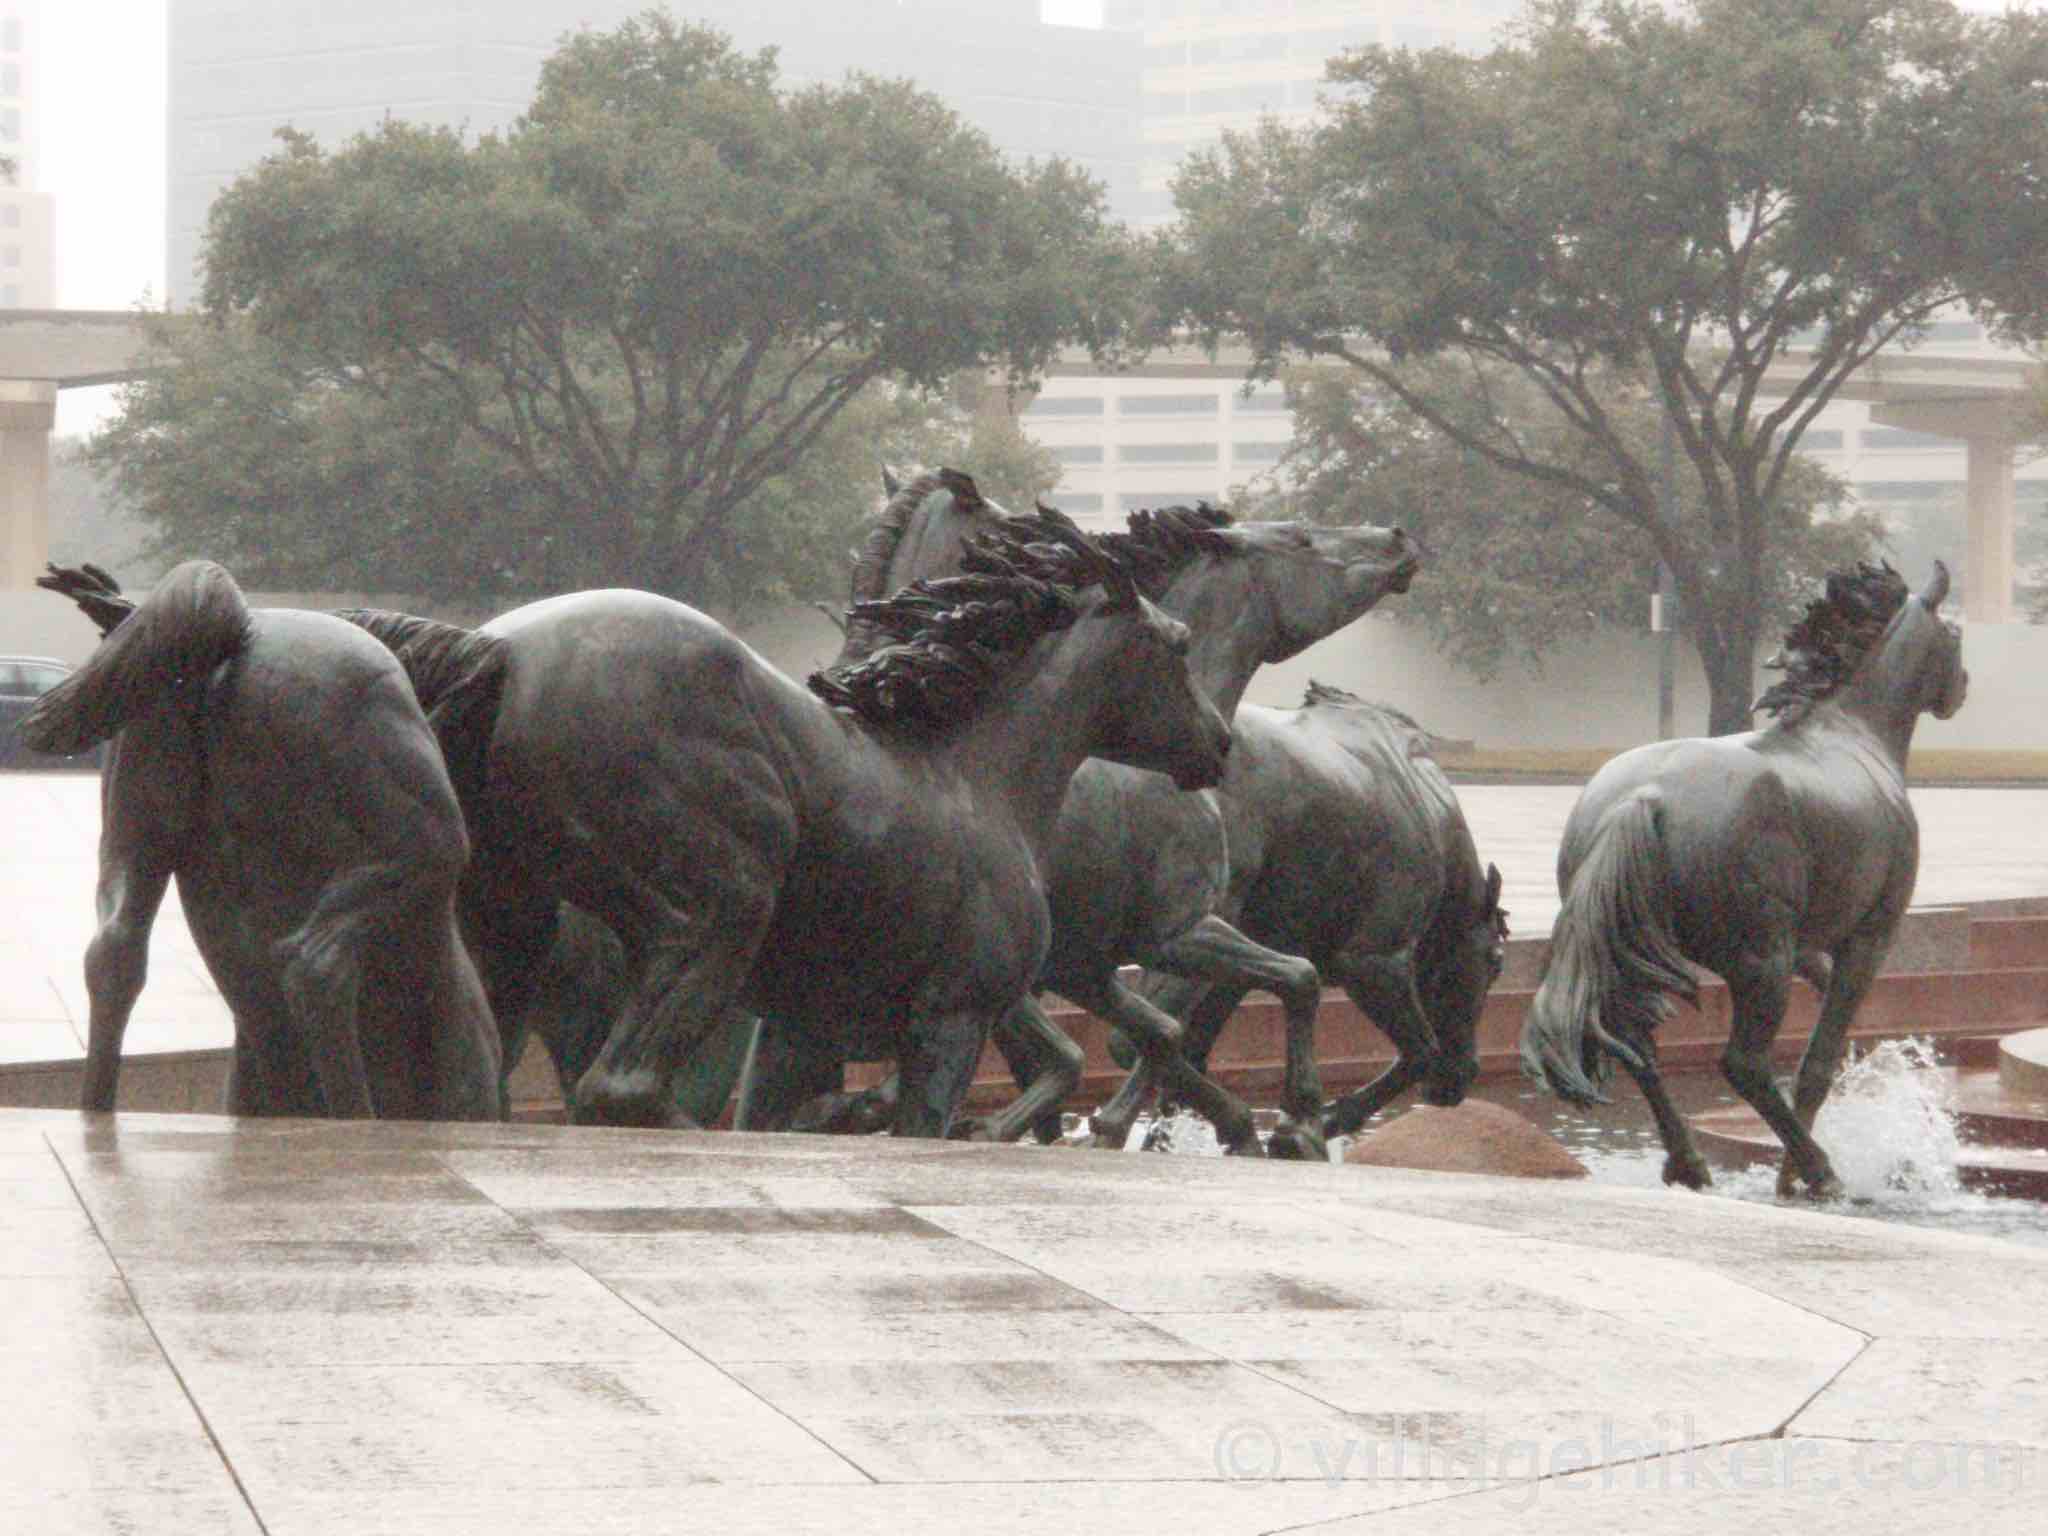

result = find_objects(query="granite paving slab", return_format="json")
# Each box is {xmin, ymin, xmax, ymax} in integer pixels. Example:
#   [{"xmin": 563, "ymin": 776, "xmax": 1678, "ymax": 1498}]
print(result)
[{"xmin": 4, "ymin": 1106, "xmax": 2044, "ymax": 1532}]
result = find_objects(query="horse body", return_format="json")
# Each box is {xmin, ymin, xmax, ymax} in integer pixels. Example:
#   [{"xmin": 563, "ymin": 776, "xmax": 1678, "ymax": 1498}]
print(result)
[
  {"xmin": 27, "ymin": 565, "xmax": 502, "ymax": 1121},
  {"xmin": 1140, "ymin": 686, "xmax": 1507, "ymax": 1137},
  {"xmin": 1522, "ymin": 562, "xmax": 1966, "ymax": 1196},
  {"xmin": 359, "ymin": 506, "xmax": 1238, "ymax": 1138},
  {"xmin": 805, "ymin": 473, "xmax": 1419, "ymax": 1153}
]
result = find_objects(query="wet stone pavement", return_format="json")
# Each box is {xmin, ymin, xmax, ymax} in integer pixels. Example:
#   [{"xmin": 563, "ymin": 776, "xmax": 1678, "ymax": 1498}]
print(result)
[{"xmin": 3, "ymin": 1107, "xmax": 2044, "ymax": 1534}]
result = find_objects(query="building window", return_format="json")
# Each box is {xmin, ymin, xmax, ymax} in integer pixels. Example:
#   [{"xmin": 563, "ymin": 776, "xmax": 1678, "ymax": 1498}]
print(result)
[
  {"xmin": 1025, "ymin": 395, "xmax": 1105, "ymax": 417},
  {"xmin": 1236, "ymin": 391, "xmax": 1289, "ymax": 414},
  {"xmin": 0, "ymin": 107, "xmax": 18, "ymax": 142},
  {"xmin": 1234, "ymin": 441, "xmax": 1287, "ymax": 463},
  {"xmin": 1052, "ymin": 444, "xmax": 1104, "ymax": 465},
  {"xmin": 1860, "ymin": 429, "xmax": 1953, "ymax": 452},
  {"xmin": 0, "ymin": 205, "xmax": 16, "ymax": 229},
  {"xmin": 1048, "ymin": 492, "xmax": 1103, "ymax": 515},
  {"xmin": 1, "ymin": 20, "xmax": 20, "ymax": 54},
  {"xmin": 1122, "ymin": 491, "xmax": 1217, "ymax": 512},
  {"xmin": 1121, "ymin": 443, "xmax": 1220, "ymax": 464},
  {"xmin": 1119, "ymin": 393, "xmax": 1220, "ymax": 416},
  {"xmin": 2, "ymin": 245, "xmax": 19, "ymax": 269},
  {"xmin": 0, "ymin": 284, "xmax": 17, "ymax": 307},
  {"xmin": 0, "ymin": 62, "xmax": 18, "ymax": 95}
]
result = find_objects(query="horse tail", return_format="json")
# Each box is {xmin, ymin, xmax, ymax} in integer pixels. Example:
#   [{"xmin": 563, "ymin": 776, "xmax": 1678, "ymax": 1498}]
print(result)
[
  {"xmin": 1520, "ymin": 787, "xmax": 1697, "ymax": 1104},
  {"xmin": 20, "ymin": 559, "xmax": 252, "ymax": 755},
  {"xmin": 336, "ymin": 609, "xmax": 509, "ymax": 815}
]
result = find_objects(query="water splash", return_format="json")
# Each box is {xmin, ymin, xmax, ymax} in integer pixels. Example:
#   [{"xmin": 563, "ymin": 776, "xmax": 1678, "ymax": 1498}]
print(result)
[{"xmin": 1805, "ymin": 1036, "xmax": 1965, "ymax": 1200}]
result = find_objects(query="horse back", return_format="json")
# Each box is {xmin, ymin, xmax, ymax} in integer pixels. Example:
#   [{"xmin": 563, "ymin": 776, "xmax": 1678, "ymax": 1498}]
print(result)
[
  {"xmin": 1223, "ymin": 703, "xmax": 1453, "ymax": 964},
  {"xmin": 1569, "ymin": 733, "xmax": 1916, "ymax": 963}
]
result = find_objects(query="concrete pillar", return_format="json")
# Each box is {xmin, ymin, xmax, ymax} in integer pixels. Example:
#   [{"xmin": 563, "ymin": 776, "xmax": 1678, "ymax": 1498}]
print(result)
[
  {"xmin": 0, "ymin": 381, "xmax": 56, "ymax": 591},
  {"xmin": 1868, "ymin": 394, "xmax": 2024, "ymax": 624},
  {"xmin": 1963, "ymin": 433, "xmax": 2016, "ymax": 624}
]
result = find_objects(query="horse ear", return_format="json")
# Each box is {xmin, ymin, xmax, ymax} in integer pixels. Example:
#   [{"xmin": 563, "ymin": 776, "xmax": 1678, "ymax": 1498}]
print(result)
[
  {"xmin": 881, "ymin": 464, "xmax": 901, "ymax": 498},
  {"xmin": 1484, "ymin": 862, "xmax": 1503, "ymax": 909},
  {"xmin": 1920, "ymin": 560, "xmax": 1950, "ymax": 611}
]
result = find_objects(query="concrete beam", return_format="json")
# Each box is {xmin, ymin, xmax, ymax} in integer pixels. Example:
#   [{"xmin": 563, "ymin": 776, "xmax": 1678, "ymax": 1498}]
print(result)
[{"xmin": 0, "ymin": 309, "xmax": 163, "ymax": 387}]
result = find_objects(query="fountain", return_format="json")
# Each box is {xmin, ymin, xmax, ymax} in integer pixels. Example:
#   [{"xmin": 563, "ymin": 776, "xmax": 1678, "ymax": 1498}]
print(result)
[{"xmin": 1692, "ymin": 1029, "xmax": 2048, "ymax": 1202}]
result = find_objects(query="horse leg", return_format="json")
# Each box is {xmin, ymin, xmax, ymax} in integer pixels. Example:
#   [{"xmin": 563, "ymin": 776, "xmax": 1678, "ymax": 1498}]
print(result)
[
  {"xmin": 1319, "ymin": 961, "xmax": 1439, "ymax": 1139},
  {"xmin": 955, "ymin": 996, "xmax": 1085, "ymax": 1143},
  {"xmin": 1774, "ymin": 934, "xmax": 1887, "ymax": 1196},
  {"xmin": 1068, "ymin": 974, "xmax": 1261, "ymax": 1156},
  {"xmin": 895, "ymin": 1011, "xmax": 993, "ymax": 1139},
  {"xmin": 1618, "ymin": 1043, "xmax": 1713, "ymax": 1190},
  {"xmin": 462, "ymin": 874, "xmax": 562, "ymax": 1107},
  {"xmin": 734, "ymin": 1015, "xmax": 843, "ymax": 1133},
  {"xmin": 1720, "ymin": 962, "xmax": 1841, "ymax": 1198},
  {"xmin": 275, "ymin": 863, "xmax": 441, "ymax": 1118},
  {"xmin": 1147, "ymin": 915, "xmax": 1324, "ymax": 1127},
  {"xmin": 79, "ymin": 859, "xmax": 174, "ymax": 1114}
]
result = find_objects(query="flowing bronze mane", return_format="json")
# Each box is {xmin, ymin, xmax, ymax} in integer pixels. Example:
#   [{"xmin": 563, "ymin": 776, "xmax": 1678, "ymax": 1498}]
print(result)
[
  {"xmin": 809, "ymin": 504, "xmax": 1137, "ymax": 734},
  {"xmin": 1751, "ymin": 562, "xmax": 1911, "ymax": 722},
  {"xmin": 839, "ymin": 470, "xmax": 1243, "ymax": 660}
]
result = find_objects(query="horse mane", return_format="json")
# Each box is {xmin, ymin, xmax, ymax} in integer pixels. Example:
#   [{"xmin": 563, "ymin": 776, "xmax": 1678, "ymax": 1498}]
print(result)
[
  {"xmin": 1751, "ymin": 561, "xmax": 1911, "ymax": 722},
  {"xmin": 809, "ymin": 503, "xmax": 1138, "ymax": 734},
  {"xmin": 1300, "ymin": 679, "xmax": 1447, "ymax": 756},
  {"xmin": 1096, "ymin": 501, "xmax": 1239, "ymax": 593},
  {"xmin": 336, "ymin": 608, "xmax": 510, "ymax": 812},
  {"xmin": 21, "ymin": 560, "xmax": 253, "ymax": 755}
]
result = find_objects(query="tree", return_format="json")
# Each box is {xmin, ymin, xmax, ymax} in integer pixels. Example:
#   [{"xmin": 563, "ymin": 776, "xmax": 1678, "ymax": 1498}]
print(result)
[
  {"xmin": 90, "ymin": 310, "xmax": 1055, "ymax": 612},
  {"xmin": 1256, "ymin": 359, "xmax": 1878, "ymax": 682},
  {"xmin": 108, "ymin": 10, "xmax": 1136, "ymax": 605},
  {"xmin": 1160, "ymin": 0, "xmax": 2048, "ymax": 733}
]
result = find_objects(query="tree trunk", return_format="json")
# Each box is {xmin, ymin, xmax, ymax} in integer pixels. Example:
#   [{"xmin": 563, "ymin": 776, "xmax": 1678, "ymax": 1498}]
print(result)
[{"xmin": 1699, "ymin": 624, "xmax": 1759, "ymax": 737}]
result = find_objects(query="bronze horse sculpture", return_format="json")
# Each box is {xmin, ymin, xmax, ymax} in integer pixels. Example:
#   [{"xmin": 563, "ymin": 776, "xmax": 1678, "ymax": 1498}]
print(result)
[
  {"xmin": 1521, "ymin": 561, "xmax": 1967, "ymax": 1197},
  {"xmin": 347, "ymin": 501, "xmax": 1238, "ymax": 1137},
  {"xmin": 25, "ymin": 561, "xmax": 503, "ymax": 1120},
  {"xmin": 1130, "ymin": 684, "xmax": 1509, "ymax": 1140},
  {"xmin": 796, "ymin": 471, "xmax": 1419, "ymax": 1153}
]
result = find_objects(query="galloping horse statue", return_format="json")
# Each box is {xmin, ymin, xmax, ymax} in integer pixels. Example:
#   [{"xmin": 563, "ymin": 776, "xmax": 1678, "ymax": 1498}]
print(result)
[
  {"xmin": 1521, "ymin": 561, "xmax": 1967, "ymax": 1197},
  {"xmin": 348, "ymin": 501, "xmax": 1238, "ymax": 1138},
  {"xmin": 795, "ymin": 470, "xmax": 1419, "ymax": 1153},
  {"xmin": 1130, "ymin": 684, "xmax": 1509, "ymax": 1139},
  {"xmin": 26, "ymin": 562, "xmax": 503, "ymax": 1121}
]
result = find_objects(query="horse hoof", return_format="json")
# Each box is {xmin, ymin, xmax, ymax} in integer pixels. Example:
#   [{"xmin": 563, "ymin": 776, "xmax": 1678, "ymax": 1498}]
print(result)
[
  {"xmin": 1222, "ymin": 1132, "xmax": 1265, "ymax": 1159},
  {"xmin": 1088, "ymin": 1117, "xmax": 1135, "ymax": 1150},
  {"xmin": 573, "ymin": 1070, "xmax": 668, "ymax": 1127},
  {"xmin": 1662, "ymin": 1154, "xmax": 1712, "ymax": 1191},
  {"xmin": 1266, "ymin": 1122, "xmax": 1328, "ymax": 1162}
]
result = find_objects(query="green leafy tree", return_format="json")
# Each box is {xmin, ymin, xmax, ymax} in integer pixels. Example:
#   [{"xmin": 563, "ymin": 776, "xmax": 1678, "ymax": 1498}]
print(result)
[
  {"xmin": 100, "ymin": 10, "xmax": 1135, "ymax": 605},
  {"xmin": 1258, "ymin": 361, "xmax": 1878, "ymax": 681},
  {"xmin": 1160, "ymin": 0, "xmax": 2048, "ymax": 733}
]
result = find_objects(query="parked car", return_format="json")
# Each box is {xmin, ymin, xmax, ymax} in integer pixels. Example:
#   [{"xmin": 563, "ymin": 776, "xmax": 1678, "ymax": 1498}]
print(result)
[{"xmin": 0, "ymin": 656, "xmax": 102, "ymax": 770}]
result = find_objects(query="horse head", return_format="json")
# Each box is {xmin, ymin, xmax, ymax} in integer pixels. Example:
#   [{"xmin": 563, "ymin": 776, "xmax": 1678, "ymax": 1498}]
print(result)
[
  {"xmin": 839, "ymin": 467, "xmax": 1010, "ymax": 662},
  {"xmin": 1198, "ymin": 518, "xmax": 1420, "ymax": 664},
  {"xmin": 1041, "ymin": 507, "xmax": 1233, "ymax": 793},
  {"xmin": 1913, "ymin": 561, "xmax": 1969, "ymax": 720}
]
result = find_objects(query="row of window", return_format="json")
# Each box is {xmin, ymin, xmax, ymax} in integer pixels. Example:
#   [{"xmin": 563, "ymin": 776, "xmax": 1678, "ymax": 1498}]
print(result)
[
  {"xmin": 1048, "ymin": 490, "xmax": 1227, "ymax": 516},
  {"xmin": 1801, "ymin": 429, "xmax": 1966, "ymax": 454},
  {"xmin": 1026, "ymin": 391, "xmax": 1288, "ymax": 417},
  {"xmin": 1053, "ymin": 441, "xmax": 1286, "ymax": 465}
]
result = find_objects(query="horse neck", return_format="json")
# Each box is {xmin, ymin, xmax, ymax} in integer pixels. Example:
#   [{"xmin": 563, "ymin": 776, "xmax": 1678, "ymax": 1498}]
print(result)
[
  {"xmin": 949, "ymin": 614, "xmax": 1127, "ymax": 850},
  {"xmin": 1162, "ymin": 558, "xmax": 1272, "ymax": 718},
  {"xmin": 1822, "ymin": 616, "xmax": 1938, "ymax": 766}
]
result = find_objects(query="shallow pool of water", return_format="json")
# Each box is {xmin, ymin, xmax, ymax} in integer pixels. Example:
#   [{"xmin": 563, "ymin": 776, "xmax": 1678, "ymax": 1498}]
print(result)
[{"xmin": 1106, "ymin": 1041, "xmax": 2048, "ymax": 1251}]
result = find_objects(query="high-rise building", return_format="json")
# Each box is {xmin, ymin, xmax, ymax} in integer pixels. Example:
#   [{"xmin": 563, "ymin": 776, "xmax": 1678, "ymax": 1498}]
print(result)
[
  {"xmin": 0, "ymin": 0, "xmax": 55, "ymax": 310},
  {"xmin": 166, "ymin": 0, "xmax": 1140, "ymax": 308}
]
